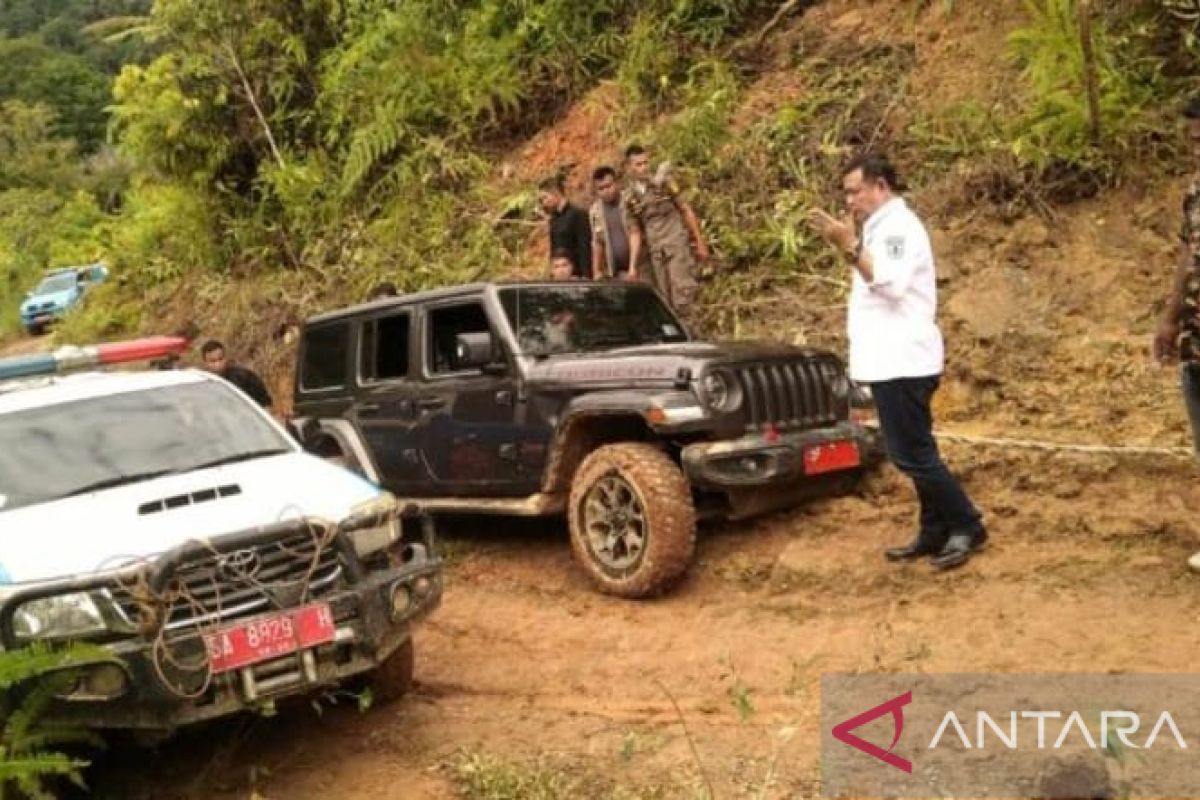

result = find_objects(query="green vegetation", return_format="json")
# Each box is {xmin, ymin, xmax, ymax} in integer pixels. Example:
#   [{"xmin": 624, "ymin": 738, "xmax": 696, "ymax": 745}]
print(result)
[
  {"xmin": 0, "ymin": 643, "xmax": 110, "ymax": 799},
  {"xmin": 0, "ymin": 0, "xmax": 1193, "ymax": 351},
  {"xmin": 452, "ymin": 751, "xmax": 676, "ymax": 800}
]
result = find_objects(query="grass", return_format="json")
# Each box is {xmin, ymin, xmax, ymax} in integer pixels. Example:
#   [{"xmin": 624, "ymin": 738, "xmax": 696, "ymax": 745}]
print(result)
[{"xmin": 450, "ymin": 751, "xmax": 679, "ymax": 800}]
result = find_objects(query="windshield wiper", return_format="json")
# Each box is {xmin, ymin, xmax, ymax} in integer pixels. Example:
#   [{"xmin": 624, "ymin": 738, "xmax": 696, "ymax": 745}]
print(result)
[
  {"xmin": 62, "ymin": 469, "xmax": 177, "ymax": 498},
  {"xmin": 582, "ymin": 334, "xmax": 638, "ymax": 349},
  {"xmin": 187, "ymin": 449, "xmax": 290, "ymax": 472}
]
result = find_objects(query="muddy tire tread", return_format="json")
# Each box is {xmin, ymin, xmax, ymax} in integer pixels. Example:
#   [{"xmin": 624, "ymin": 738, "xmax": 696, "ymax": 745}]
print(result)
[{"xmin": 567, "ymin": 443, "xmax": 696, "ymax": 599}]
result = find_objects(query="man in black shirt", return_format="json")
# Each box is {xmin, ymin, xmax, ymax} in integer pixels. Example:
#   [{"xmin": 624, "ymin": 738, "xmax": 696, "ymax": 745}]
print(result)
[
  {"xmin": 200, "ymin": 339, "xmax": 273, "ymax": 409},
  {"xmin": 538, "ymin": 175, "xmax": 592, "ymax": 279}
]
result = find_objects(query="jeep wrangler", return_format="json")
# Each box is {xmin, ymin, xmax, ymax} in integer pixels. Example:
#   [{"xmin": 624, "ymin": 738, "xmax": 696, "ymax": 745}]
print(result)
[{"xmin": 293, "ymin": 281, "xmax": 880, "ymax": 599}]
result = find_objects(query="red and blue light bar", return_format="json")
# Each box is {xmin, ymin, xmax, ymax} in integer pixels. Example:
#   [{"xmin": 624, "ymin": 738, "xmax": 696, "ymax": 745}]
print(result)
[{"xmin": 0, "ymin": 336, "xmax": 189, "ymax": 381}]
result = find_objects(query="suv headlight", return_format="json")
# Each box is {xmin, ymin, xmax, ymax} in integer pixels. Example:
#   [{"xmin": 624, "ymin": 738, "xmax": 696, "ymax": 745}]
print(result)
[
  {"xmin": 701, "ymin": 370, "xmax": 741, "ymax": 413},
  {"xmin": 349, "ymin": 492, "xmax": 402, "ymax": 558},
  {"xmin": 14, "ymin": 593, "xmax": 108, "ymax": 642}
]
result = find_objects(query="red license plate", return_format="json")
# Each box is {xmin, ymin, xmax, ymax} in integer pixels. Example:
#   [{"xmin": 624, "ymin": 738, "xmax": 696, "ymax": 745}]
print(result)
[
  {"xmin": 203, "ymin": 602, "xmax": 336, "ymax": 674},
  {"xmin": 803, "ymin": 440, "xmax": 861, "ymax": 475}
]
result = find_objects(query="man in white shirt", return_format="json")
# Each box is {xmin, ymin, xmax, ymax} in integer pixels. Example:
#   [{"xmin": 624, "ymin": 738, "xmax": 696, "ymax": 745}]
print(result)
[{"xmin": 809, "ymin": 154, "xmax": 986, "ymax": 570}]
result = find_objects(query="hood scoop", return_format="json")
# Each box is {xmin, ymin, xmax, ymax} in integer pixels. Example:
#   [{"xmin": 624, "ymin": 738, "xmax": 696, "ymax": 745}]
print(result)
[{"xmin": 138, "ymin": 484, "xmax": 242, "ymax": 516}]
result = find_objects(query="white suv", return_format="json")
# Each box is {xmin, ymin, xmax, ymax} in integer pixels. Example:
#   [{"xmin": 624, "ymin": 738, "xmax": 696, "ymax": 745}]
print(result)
[{"xmin": 0, "ymin": 337, "xmax": 441, "ymax": 732}]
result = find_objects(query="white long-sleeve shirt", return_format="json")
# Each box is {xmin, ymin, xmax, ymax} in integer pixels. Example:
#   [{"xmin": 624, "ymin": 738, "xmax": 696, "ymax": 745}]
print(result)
[{"xmin": 846, "ymin": 197, "xmax": 944, "ymax": 383}]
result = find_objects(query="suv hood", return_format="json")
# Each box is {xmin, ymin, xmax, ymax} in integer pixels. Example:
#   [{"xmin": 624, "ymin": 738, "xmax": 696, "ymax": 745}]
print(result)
[
  {"xmin": 0, "ymin": 453, "xmax": 382, "ymax": 585},
  {"xmin": 20, "ymin": 288, "xmax": 76, "ymax": 314},
  {"xmin": 526, "ymin": 340, "xmax": 835, "ymax": 384}
]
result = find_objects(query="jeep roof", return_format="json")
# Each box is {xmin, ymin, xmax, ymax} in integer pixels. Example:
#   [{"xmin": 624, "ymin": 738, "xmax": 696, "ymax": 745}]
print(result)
[{"xmin": 302, "ymin": 280, "xmax": 660, "ymax": 327}]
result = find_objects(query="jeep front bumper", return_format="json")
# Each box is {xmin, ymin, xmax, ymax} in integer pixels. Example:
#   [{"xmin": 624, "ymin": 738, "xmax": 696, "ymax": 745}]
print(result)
[{"xmin": 681, "ymin": 421, "xmax": 880, "ymax": 489}]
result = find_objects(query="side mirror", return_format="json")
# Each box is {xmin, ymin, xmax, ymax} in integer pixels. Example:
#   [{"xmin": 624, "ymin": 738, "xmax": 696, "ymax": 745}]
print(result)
[
  {"xmin": 454, "ymin": 331, "xmax": 500, "ymax": 371},
  {"xmin": 288, "ymin": 417, "xmax": 321, "ymax": 446}
]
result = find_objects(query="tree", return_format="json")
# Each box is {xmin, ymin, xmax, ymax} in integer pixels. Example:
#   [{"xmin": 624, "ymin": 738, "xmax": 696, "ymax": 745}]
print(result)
[{"xmin": 0, "ymin": 39, "xmax": 111, "ymax": 149}]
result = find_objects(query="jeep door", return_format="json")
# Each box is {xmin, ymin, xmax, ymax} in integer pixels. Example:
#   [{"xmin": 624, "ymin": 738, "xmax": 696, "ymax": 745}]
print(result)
[
  {"xmin": 413, "ymin": 298, "xmax": 542, "ymax": 496},
  {"xmin": 351, "ymin": 308, "xmax": 424, "ymax": 493}
]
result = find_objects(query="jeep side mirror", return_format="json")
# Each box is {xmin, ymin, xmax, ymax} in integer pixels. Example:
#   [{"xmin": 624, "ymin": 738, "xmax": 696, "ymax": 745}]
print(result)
[
  {"xmin": 454, "ymin": 331, "xmax": 500, "ymax": 371},
  {"xmin": 289, "ymin": 417, "xmax": 321, "ymax": 446}
]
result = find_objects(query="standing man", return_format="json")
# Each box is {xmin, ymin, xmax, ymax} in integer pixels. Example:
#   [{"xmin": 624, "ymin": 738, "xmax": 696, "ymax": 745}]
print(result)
[
  {"xmin": 1154, "ymin": 95, "xmax": 1200, "ymax": 455},
  {"xmin": 1153, "ymin": 97, "xmax": 1200, "ymax": 572},
  {"xmin": 201, "ymin": 339, "xmax": 273, "ymax": 410},
  {"xmin": 538, "ymin": 175, "xmax": 592, "ymax": 279},
  {"xmin": 589, "ymin": 165, "xmax": 638, "ymax": 280},
  {"xmin": 809, "ymin": 153, "xmax": 986, "ymax": 571},
  {"xmin": 623, "ymin": 144, "xmax": 710, "ymax": 322}
]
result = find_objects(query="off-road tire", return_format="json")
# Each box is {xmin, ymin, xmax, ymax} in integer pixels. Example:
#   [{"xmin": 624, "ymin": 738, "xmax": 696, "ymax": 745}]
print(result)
[
  {"xmin": 367, "ymin": 636, "xmax": 415, "ymax": 705},
  {"xmin": 568, "ymin": 443, "xmax": 696, "ymax": 599}
]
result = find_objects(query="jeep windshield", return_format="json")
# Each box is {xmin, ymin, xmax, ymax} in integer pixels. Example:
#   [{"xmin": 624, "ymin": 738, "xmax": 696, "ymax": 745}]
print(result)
[
  {"xmin": 0, "ymin": 381, "xmax": 292, "ymax": 512},
  {"xmin": 500, "ymin": 284, "xmax": 688, "ymax": 356}
]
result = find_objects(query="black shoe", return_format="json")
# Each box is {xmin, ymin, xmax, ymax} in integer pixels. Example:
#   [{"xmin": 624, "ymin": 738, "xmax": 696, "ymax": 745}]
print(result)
[
  {"xmin": 929, "ymin": 528, "xmax": 988, "ymax": 571},
  {"xmin": 885, "ymin": 535, "xmax": 947, "ymax": 562}
]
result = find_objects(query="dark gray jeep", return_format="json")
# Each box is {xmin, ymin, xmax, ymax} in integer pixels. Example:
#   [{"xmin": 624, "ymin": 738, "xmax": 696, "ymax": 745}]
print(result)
[{"xmin": 292, "ymin": 281, "xmax": 880, "ymax": 598}]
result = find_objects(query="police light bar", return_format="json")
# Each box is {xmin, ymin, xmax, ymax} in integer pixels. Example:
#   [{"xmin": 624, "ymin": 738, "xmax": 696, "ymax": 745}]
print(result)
[{"xmin": 0, "ymin": 336, "xmax": 188, "ymax": 381}]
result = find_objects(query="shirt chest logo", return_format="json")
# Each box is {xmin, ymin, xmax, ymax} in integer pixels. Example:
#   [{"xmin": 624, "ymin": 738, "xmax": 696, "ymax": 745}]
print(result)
[{"xmin": 884, "ymin": 235, "xmax": 906, "ymax": 259}]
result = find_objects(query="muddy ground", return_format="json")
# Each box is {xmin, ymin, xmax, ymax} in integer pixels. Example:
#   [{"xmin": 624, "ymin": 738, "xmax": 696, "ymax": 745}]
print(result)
[{"xmin": 81, "ymin": 437, "xmax": 1200, "ymax": 799}]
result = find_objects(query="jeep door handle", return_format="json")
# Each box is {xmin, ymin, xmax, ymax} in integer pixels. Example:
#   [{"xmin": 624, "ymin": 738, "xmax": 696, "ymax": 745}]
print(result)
[
  {"xmin": 416, "ymin": 397, "xmax": 446, "ymax": 411},
  {"xmin": 357, "ymin": 403, "xmax": 381, "ymax": 413}
]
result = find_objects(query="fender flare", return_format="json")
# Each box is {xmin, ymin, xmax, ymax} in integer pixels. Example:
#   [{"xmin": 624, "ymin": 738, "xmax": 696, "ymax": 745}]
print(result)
[{"xmin": 294, "ymin": 416, "xmax": 383, "ymax": 486}]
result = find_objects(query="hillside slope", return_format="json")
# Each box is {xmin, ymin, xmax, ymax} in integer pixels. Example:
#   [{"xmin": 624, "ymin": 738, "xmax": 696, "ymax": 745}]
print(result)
[{"xmin": 98, "ymin": 0, "xmax": 1190, "ymax": 455}]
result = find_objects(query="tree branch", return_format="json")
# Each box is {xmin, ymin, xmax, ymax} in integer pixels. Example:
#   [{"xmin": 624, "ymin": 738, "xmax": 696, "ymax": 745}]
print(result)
[
  {"xmin": 1078, "ymin": 0, "xmax": 1102, "ymax": 146},
  {"xmin": 223, "ymin": 40, "xmax": 285, "ymax": 169}
]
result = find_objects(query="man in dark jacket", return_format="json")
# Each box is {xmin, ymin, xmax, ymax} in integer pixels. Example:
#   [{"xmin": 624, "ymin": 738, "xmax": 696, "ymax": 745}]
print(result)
[
  {"xmin": 200, "ymin": 339, "xmax": 273, "ymax": 409},
  {"xmin": 538, "ymin": 175, "xmax": 592, "ymax": 278}
]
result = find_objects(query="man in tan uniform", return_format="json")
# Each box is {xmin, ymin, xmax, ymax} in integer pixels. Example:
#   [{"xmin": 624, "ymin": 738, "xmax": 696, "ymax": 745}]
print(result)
[{"xmin": 623, "ymin": 144, "xmax": 710, "ymax": 324}]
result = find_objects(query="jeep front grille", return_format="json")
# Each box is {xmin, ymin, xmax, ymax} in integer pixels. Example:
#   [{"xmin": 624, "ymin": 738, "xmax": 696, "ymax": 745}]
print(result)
[
  {"xmin": 733, "ymin": 357, "xmax": 842, "ymax": 432},
  {"xmin": 113, "ymin": 531, "xmax": 345, "ymax": 632}
]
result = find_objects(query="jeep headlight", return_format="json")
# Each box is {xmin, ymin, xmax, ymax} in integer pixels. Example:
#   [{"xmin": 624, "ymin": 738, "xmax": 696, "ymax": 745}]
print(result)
[
  {"xmin": 349, "ymin": 492, "xmax": 402, "ymax": 558},
  {"xmin": 14, "ymin": 593, "xmax": 107, "ymax": 642},
  {"xmin": 701, "ymin": 370, "xmax": 741, "ymax": 413}
]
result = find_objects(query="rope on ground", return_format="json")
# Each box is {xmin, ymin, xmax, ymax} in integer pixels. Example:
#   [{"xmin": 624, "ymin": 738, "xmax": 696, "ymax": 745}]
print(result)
[
  {"xmin": 934, "ymin": 429, "xmax": 1194, "ymax": 459},
  {"xmin": 859, "ymin": 422, "xmax": 1195, "ymax": 458}
]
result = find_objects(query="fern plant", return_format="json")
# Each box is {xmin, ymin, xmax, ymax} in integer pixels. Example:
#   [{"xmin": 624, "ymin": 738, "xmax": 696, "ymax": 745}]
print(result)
[{"xmin": 0, "ymin": 642, "xmax": 111, "ymax": 800}]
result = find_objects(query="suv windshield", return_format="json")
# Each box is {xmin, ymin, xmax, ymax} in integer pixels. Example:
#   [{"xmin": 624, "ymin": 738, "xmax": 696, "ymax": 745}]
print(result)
[
  {"xmin": 499, "ymin": 284, "xmax": 688, "ymax": 356},
  {"xmin": 34, "ymin": 273, "xmax": 77, "ymax": 295},
  {"xmin": 0, "ymin": 380, "xmax": 292, "ymax": 512}
]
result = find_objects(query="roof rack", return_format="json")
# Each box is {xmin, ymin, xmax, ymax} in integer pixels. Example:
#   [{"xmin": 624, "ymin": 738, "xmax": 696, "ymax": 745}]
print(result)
[{"xmin": 0, "ymin": 336, "xmax": 189, "ymax": 382}]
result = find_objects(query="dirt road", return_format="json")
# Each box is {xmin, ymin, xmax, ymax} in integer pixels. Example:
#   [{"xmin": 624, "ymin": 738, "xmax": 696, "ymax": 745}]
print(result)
[{"xmin": 86, "ymin": 446, "xmax": 1200, "ymax": 799}]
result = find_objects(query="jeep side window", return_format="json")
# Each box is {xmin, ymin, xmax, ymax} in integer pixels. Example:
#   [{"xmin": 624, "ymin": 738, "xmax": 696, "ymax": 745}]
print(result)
[
  {"xmin": 360, "ymin": 312, "xmax": 410, "ymax": 383},
  {"xmin": 301, "ymin": 323, "xmax": 349, "ymax": 390},
  {"xmin": 428, "ymin": 303, "xmax": 491, "ymax": 374}
]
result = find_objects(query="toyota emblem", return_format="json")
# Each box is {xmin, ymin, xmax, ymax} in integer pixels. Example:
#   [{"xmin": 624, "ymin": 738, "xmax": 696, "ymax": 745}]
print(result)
[{"xmin": 216, "ymin": 549, "xmax": 262, "ymax": 581}]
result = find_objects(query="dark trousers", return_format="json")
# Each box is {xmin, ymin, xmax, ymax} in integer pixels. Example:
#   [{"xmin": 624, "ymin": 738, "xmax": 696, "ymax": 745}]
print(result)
[{"xmin": 870, "ymin": 375, "xmax": 983, "ymax": 545}]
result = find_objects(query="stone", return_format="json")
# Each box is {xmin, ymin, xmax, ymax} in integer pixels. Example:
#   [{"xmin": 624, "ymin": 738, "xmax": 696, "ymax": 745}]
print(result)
[
  {"xmin": 1034, "ymin": 753, "xmax": 1113, "ymax": 799},
  {"xmin": 944, "ymin": 267, "xmax": 1029, "ymax": 341}
]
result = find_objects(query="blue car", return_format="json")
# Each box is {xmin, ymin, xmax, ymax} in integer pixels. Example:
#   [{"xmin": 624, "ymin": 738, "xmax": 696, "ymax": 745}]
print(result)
[{"xmin": 19, "ymin": 263, "xmax": 108, "ymax": 335}]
